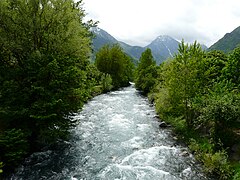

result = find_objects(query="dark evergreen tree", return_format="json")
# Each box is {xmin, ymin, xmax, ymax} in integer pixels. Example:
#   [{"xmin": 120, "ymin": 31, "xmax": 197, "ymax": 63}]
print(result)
[{"xmin": 135, "ymin": 48, "xmax": 158, "ymax": 94}]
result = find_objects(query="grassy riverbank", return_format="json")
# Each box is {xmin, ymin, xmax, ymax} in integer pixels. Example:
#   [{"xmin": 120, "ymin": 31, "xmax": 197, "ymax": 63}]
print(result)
[
  {"xmin": 149, "ymin": 89, "xmax": 240, "ymax": 179},
  {"xmin": 135, "ymin": 43, "xmax": 240, "ymax": 179}
]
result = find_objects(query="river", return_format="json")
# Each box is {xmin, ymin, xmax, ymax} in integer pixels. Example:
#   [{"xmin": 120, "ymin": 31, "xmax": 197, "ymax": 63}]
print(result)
[{"xmin": 11, "ymin": 84, "xmax": 210, "ymax": 180}]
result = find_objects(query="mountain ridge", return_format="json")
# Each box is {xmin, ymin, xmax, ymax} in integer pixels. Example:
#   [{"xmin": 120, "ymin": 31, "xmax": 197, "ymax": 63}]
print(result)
[
  {"xmin": 209, "ymin": 26, "xmax": 240, "ymax": 53},
  {"xmin": 91, "ymin": 27, "xmax": 180, "ymax": 64},
  {"xmin": 92, "ymin": 27, "xmax": 208, "ymax": 64}
]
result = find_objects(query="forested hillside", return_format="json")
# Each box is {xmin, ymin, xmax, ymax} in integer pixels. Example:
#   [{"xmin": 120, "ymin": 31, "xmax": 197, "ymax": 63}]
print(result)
[
  {"xmin": 135, "ymin": 41, "xmax": 240, "ymax": 179},
  {"xmin": 209, "ymin": 26, "xmax": 240, "ymax": 53}
]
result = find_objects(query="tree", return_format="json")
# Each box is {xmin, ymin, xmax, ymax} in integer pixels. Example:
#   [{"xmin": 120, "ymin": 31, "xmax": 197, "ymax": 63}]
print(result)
[
  {"xmin": 193, "ymin": 81, "xmax": 240, "ymax": 146},
  {"xmin": 222, "ymin": 47, "xmax": 240, "ymax": 88},
  {"xmin": 95, "ymin": 44, "xmax": 133, "ymax": 89},
  {"xmin": 0, "ymin": 0, "xmax": 95, "ymax": 171},
  {"xmin": 198, "ymin": 50, "xmax": 227, "ymax": 92},
  {"xmin": 159, "ymin": 41, "xmax": 205, "ymax": 126},
  {"xmin": 135, "ymin": 48, "xmax": 158, "ymax": 94},
  {"xmin": 0, "ymin": 129, "xmax": 28, "ymax": 168}
]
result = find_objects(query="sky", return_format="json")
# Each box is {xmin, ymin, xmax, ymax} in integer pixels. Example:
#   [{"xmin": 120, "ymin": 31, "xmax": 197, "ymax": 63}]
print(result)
[{"xmin": 82, "ymin": 0, "xmax": 240, "ymax": 47}]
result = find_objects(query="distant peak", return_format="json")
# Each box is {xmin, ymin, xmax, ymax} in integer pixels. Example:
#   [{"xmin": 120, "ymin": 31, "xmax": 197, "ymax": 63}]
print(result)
[
  {"xmin": 90, "ymin": 27, "xmax": 101, "ymax": 32},
  {"xmin": 158, "ymin": 35, "xmax": 171, "ymax": 38},
  {"xmin": 157, "ymin": 35, "xmax": 173, "ymax": 41}
]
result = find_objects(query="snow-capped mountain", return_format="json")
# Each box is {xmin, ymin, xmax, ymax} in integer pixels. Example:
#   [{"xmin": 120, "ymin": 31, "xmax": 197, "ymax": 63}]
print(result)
[
  {"xmin": 146, "ymin": 35, "xmax": 179, "ymax": 63},
  {"xmin": 91, "ymin": 28, "xmax": 183, "ymax": 64}
]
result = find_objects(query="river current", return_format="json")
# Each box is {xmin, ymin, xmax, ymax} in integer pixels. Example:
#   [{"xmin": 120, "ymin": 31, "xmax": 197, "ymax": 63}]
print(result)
[{"xmin": 11, "ymin": 84, "xmax": 210, "ymax": 180}]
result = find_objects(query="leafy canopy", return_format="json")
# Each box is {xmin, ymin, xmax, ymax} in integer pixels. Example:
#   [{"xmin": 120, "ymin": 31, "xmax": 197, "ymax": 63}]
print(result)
[{"xmin": 95, "ymin": 44, "xmax": 134, "ymax": 89}]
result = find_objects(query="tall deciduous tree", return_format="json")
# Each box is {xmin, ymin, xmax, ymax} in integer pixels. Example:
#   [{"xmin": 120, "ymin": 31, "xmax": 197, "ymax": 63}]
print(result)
[
  {"xmin": 95, "ymin": 44, "xmax": 133, "ymax": 89},
  {"xmin": 0, "ymin": 0, "xmax": 95, "ymax": 170},
  {"xmin": 162, "ymin": 41, "xmax": 205, "ymax": 127}
]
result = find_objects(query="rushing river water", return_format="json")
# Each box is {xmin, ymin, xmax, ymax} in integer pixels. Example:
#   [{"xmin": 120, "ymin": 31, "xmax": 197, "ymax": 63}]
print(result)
[{"xmin": 11, "ymin": 85, "xmax": 210, "ymax": 180}]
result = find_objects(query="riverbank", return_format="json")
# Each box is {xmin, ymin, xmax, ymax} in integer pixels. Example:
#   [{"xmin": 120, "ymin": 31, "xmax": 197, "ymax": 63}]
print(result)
[
  {"xmin": 0, "ymin": 82, "xmax": 112, "ymax": 178},
  {"xmin": 148, "ymin": 91, "xmax": 240, "ymax": 180},
  {"xmin": 133, "ymin": 42, "xmax": 240, "ymax": 180}
]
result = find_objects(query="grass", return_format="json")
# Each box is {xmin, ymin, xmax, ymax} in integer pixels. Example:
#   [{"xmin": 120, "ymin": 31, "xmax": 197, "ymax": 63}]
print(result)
[{"xmin": 157, "ymin": 115, "xmax": 233, "ymax": 179}]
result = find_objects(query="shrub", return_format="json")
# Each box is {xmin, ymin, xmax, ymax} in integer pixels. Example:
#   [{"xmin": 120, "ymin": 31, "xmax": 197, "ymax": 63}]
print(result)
[
  {"xmin": 193, "ymin": 81, "xmax": 240, "ymax": 146},
  {"xmin": 233, "ymin": 165, "xmax": 240, "ymax": 180},
  {"xmin": 189, "ymin": 139, "xmax": 233, "ymax": 179},
  {"xmin": 101, "ymin": 74, "xmax": 113, "ymax": 93}
]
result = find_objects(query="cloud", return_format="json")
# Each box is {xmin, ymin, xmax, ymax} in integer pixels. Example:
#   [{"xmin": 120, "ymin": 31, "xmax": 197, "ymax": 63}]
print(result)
[{"xmin": 83, "ymin": 0, "xmax": 240, "ymax": 47}]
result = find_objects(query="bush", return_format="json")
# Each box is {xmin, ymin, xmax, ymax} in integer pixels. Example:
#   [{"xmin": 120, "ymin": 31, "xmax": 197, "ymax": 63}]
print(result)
[
  {"xmin": 193, "ymin": 81, "xmax": 240, "ymax": 146},
  {"xmin": 155, "ymin": 87, "xmax": 185, "ymax": 119},
  {"xmin": 189, "ymin": 139, "xmax": 233, "ymax": 179},
  {"xmin": 202, "ymin": 151, "xmax": 232, "ymax": 179},
  {"xmin": 233, "ymin": 165, "xmax": 240, "ymax": 180},
  {"xmin": 101, "ymin": 73, "xmax": 113, "ymax": 93}
]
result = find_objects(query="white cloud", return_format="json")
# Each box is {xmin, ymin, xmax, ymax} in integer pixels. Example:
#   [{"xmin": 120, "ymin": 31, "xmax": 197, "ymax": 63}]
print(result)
[{"xmin": 83, "ymin": 0, "xmax": 240, "ymax": 47}]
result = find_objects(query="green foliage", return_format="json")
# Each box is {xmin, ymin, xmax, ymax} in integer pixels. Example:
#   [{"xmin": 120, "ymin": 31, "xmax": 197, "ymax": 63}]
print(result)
[
  {"xmin": 0, "ymin": 0, "xmax": 92, "ymax": 126},
  {"xmin": 193, "ymin": 81, "xmax": 240, "ymax": 146},
  {"xmin": 233, "ymin": 165, "xmax": 240, "ymax": 180},
  {"xmin": 150, "ymin": 41, "xmax": 240, "ymax": 179},
  {"xmin": 189, "ymin": 139, "xmax": 233, "ymax": 179},
  {"xmin": 95, "ymin": 44, "xmax": 134, "ymax": 89},
  {"xmin": 201, "ymin": 50, "xmax": 227, "ymax": 89},
  {"xmin": 0, "ymin": 0, "xmax": 99, "ymax": 171},
  {"xmin": 101, "ymin": 74, "xmax": 113, "ymax": 92},
  {"xmin": 135, "ymin": 48, "xmax": 158, "ymax": 94},
  {"xmin": 0, "ymin": 162, "xmax": 3, "ymax": 173},
  {"xmin": 223, "ymin": 47, "xmax": 240, "ymax": 88},
  {"xmin": 0, "ymin": 129, "xmax": 29, "ymax": 168},
  {"xmin": 154, "ymin": 86, "xmax": 177, "ymax": 118},
  {"xmin": 155, "ymin": 41, "xmax": 205, "ymax": 127},
  {"xmin": 86, "ymin": 64, "xmax": 102, "ymax": 89},
  {"xmin": 202, "ymin": 152, "xmax": 232, "ymax": 180},
  {"xmin": 209, "ymin": 26, "xmax": 240, "ymax": 53},
  {"xmin": 162, "ymin": 116, "xmax": 187, "ymax": 135}
]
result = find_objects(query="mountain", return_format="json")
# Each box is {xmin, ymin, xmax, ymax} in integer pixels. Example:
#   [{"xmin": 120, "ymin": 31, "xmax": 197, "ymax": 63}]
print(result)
[
  {"xmin": 201, "ymin": 44, "xmax": 208, "ymax": 50},
  {"xmin": 146, "ymin": 35, "xmax": 179, "ymax": 63},
  {"xmin": 209, "ymin": 26, "xmax": 240, "ymax": 53},
  {"xmin": 91, "ymin": 27, "xmax": 144, "ymax": 62},
  {"xmin": 91, "ymin": 27, "xmax": 118, "ymax": 52},
  {"xmin": 118, "ymin": 41, "xmax": 144, "ymax": 61},
  {"xmin": 91, "ymin": 28, "xmax": 182, "ymax": 64}
]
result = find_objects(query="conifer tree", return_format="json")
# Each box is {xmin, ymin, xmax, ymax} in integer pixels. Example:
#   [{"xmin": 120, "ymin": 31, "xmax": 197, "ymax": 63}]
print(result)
[{"xmin": 135, "ymin": 48, "xmax": 158, "ymax": 94}]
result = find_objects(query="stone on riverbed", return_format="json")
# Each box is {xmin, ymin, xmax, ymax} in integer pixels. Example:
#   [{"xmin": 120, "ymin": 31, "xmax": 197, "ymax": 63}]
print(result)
[
  {"xmin": 180, "ymin": 150, "xmax": 190, "ymax": 157},
  {"xmin": 159, "ymin": 122, "xmax": 168, "ymax": 128}
]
